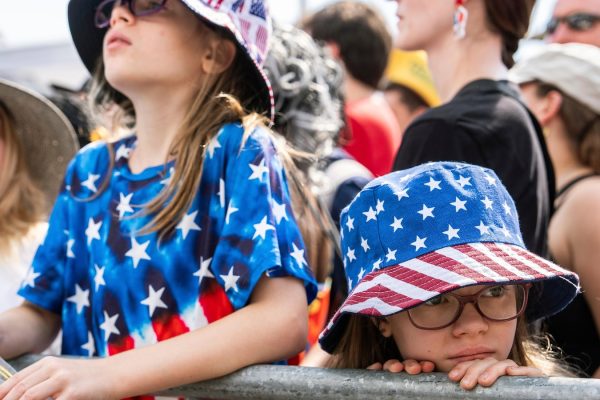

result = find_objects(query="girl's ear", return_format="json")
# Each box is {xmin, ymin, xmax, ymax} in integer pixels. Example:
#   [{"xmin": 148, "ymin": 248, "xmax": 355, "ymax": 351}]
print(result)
[
  {"xmin": 371, "ymin": 317, "xmax": 393, "ymax": 338},
  {"xmin": 202, "ymin": 38, "xmax": 237, "ymax": 75},
  {"xmin": 537, "ymin": 90, "xmax": 563, "ymax": 126}
]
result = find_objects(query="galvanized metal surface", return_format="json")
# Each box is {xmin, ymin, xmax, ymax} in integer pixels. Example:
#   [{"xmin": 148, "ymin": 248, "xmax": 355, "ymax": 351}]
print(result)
[{"xmin": 11, "ymin": 355, "xmax": 600, "ymax": 400}]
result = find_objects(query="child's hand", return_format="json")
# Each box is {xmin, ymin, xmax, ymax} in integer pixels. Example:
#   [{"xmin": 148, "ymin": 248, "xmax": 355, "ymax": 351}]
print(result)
[
  {"xmin": 0, "ymin": 356, "xmax": 117, "ymax": 400},
  {"xmin": 448, "ymin": 357, "xmax": 543, "ymax": 390},
  {"xmin": 367, "ymin": 359, "xmax": 436, "ymax": 374}
]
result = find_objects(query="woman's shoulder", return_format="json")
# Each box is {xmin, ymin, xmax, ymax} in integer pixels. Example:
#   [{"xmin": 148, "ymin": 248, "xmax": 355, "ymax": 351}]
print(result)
[{"xmin": 216, "ymin": 121, "xmax": 276, "ymax": 151}]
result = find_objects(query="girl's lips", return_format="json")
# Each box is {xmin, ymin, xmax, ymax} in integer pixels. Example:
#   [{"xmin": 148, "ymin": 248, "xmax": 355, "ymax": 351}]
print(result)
[
  {"xmin": 447, "ymin": 352, "xmax": 496, "ymax": 363},
  {"xmin": 105, "ymin": 31, "xmax": 132, "ymax": 50}
]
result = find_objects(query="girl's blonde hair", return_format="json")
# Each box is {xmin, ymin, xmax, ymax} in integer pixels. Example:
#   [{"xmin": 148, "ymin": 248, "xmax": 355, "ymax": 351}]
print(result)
[
  {"xmin": 87, "ymin": 23, "xmax": 332, "ymax": 279},
  {"xmin": 327, "ymin": 314, "xmax": 577, "ymax": 377},
  {"xmin": 0, "ymin": 102, "xmax": 47, "ymax": 254}
]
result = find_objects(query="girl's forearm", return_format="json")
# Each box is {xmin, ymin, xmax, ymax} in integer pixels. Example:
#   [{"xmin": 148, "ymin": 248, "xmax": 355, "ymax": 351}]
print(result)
[
  {"xmin": 107, "ymin": 276, "xmax": 308, "ymax": 399},
  {"xmin": 0, "ymin": 303, "xmax": 60, "ymax": 359}
]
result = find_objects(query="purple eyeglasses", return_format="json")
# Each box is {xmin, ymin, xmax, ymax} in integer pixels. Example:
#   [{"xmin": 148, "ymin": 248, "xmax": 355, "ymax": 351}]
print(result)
[{"xmin": 95, "ymin": 0, "xmax": 168, "ymax": 29}]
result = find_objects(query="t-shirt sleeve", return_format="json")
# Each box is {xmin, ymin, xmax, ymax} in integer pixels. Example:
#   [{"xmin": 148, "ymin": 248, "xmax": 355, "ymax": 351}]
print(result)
[
  {"xmin": 393, "ymin": 118, "xmax": 486, "ymax": 171},
  {"xmin": 18, "ymin": 160, "xmax": 76, "ymax": 314},
  {"xmin": 210, "ymin": 127, "xmax": 318, "ymax": 310}
]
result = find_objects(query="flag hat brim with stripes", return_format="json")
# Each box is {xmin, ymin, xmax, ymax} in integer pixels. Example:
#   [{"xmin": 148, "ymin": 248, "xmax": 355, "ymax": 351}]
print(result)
[
  {"xmin": 67, "ymin": 0, "xmax": 275, "ymax": 122},
  {"xmin": 319, "ymin": 162, "xmax": 579, "ymax": 353}
]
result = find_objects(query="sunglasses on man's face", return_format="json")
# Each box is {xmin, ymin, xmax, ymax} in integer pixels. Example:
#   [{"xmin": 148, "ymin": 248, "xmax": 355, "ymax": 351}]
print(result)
[
  {"xmin": 546, "ymin": 13, "xmax": 600, "ymax": 35},
  {"xmin": 95, "ymin": 0, "xmax": 168, "ymax": 29}
]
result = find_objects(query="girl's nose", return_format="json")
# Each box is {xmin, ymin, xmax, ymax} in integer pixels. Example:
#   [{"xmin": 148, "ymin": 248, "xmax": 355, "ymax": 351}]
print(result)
[
  {"xmin": 451, "ymin": 303, "xmax": 488, "ymax": 336},
  {"xmin": 110, "ymin": 1, "xmax": 134, "ymax": 28}
]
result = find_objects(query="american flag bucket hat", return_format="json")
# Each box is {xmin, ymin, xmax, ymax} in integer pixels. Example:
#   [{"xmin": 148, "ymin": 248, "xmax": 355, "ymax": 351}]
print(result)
[
  {"xmin": 319, "ymin": 162, "xmax": 579, "ymax": 353},
  {"xmin": 67, "ymin": 0, "xmax": 275, "ymax": 121}
]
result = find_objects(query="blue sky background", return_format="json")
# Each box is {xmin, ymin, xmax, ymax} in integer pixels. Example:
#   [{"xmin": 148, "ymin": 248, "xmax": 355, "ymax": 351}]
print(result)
[{"xmin": 0, "ymin": 0, "xmax": 556, "ymax": 49}]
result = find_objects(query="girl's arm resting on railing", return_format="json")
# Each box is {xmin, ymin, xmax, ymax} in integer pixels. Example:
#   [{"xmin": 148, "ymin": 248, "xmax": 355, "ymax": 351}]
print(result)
[
  {"xmin": 0, "ymin": 275, "xmax": 308, "ymax": 400},
  {"xmin": 0, "ymin": 303, "xmax": 60, "ymax": 360}
]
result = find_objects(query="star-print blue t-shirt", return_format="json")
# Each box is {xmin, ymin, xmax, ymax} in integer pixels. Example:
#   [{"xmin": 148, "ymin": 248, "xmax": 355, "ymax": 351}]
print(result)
[{"xmin": 19, "ymin": 122, "xmax": 317, "ymax": 357}]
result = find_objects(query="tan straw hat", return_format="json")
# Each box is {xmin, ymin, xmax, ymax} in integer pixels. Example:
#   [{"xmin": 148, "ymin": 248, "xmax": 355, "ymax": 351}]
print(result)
[{"xmin": 0, "ymin": 79, "xmax": 79, "ymax": 211}]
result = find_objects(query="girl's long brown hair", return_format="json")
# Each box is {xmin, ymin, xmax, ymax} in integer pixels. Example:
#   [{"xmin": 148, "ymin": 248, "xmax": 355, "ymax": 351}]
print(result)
[
  {"xmin": 88, "ymin": 23, "xmax": 331, "ymax": 279},
  {"xmin": 0, "ymin": 102, "xmax": 46, "ymax": 254}
]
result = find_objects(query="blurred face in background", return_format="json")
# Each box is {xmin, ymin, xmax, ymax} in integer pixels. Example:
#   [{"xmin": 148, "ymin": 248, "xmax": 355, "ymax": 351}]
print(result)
[
  {"xmin": 547, "ymin": 0, "xmax": 600, "ymax": 46},
  {"xmin": 390, "ymin": 0, "xmax": 455, "ymax": 51}
]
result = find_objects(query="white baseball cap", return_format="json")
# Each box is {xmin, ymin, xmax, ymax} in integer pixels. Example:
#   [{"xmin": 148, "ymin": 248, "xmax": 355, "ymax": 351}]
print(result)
[{"xmin": 510, "ymin": 43, "xmax": 600, "ymax": 114}]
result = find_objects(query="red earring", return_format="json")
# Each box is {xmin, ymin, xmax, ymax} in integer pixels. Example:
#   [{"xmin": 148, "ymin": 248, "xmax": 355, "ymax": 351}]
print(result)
[{"xmin": 453, "ymin": 0, "xmax": 468, "ymax": 39}]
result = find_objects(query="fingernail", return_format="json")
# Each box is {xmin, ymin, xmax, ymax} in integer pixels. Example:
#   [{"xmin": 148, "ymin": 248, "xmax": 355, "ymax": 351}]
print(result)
[{"xmin": 449, "ymin": 371, "xmax": 459, "ymax": 378}]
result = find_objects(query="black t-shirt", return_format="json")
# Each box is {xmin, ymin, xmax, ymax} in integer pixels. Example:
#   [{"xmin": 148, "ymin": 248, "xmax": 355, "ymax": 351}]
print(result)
[{"xmin": 393, "ymin": 79, "xmax": 554, "ymax": 257}]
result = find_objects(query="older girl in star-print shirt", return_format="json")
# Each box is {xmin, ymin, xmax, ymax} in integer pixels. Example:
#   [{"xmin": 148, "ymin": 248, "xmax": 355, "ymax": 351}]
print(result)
[{"xmin": 0, "ymin": 1, "xmax": 317, "ymax": 399}]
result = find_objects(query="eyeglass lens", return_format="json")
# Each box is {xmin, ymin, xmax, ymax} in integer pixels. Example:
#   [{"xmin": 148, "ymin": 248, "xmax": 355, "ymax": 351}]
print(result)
[
  {"xmin": 407, "ymin": 285, "xmax": 527, "ymax": 330},
  {"xmin": 95, "ymin": 0, "xmax": 167, "ymax": 29},
  {"xmin": 547, "ymin": 13, "xmax": 600, "ymax": 34}
]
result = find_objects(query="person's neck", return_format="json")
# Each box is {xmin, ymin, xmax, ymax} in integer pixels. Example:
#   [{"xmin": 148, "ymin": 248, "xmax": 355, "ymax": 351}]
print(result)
[
  {"xmin": 426, "ymin": 34, "xmax": 508, "ymax": 103},
  {"xmin": 127, "ymin": 88, "xmax": 193, "ymax": 173},
  {"xmin": 344, "ymin": 75, "xmax": 376, "ymax": 104},
  {"xmin": 546, "ymin": 123, "xmax": 593, "ymax": 191}
]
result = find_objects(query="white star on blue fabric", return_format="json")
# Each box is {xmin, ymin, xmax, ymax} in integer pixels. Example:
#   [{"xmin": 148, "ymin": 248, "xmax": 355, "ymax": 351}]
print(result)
[
  {"xmin": 81, "ymin": 173, "xmax": 101, "ymax": 193},
  {"xmin": 418, "ymin": 204, "xmax": 435, "ymax": 220},
  {"xmin": 424, "ymin": 177, "xmax": 442, "ymax": 191},
  {"xmin": 450, "ymin": 197, "xmax": 467, "ymax": 212},
  {"xmin": 386, "ymin": 248, "xmax": 397, "ymax": 262},
  {"xmin": 160, "ymin": 167, "xmax": 175, "ymax": 186},
  {"xmin": 193, "ymin": 257, "xmax": 214, "ymax": 285},
  {"xmin": 67, "ymin": 284, "xmax": 90, "ymax": 314},
  {"xmin": 100, "ymin": 311, "xmax": 120, "ymax": 341},
  {"xmin": 411, "ymin": 236, "xmax": 427, "ymax": 251},
  {"xmin": 81, "ymin": 332, "xmax": 95, "ymax": 357},
  {"xmin": 500, "ymin": 224, "xmax": 512, "ymax": 238},
  {"xmin": 443, "ymin": 225, "xmax": 460, "ymax": 240},
  {"xmin": 272, "ymin": 200, "xmax": 288, "ymax": 224},
  {"xmin": 481, "ymin": 196, "xmax": 494, "ymax": 210},
  {"xmin": 67, "ymin": 238, "xmax": 76, "ymax": 258},
  {"xmin": 85, "ymin": 218, "xmax": 102, "ymax": 246},
  {"xmin": 125, "ymin": 237, "xmax": 151, "ymax": 268},
  {"xmin": 376, "ymin": 199, "xmax": 385, "ymax": 214},
  {"xmin": 347, "ymin": 248, "xmax": 357, "ymax": 263},
  {"xmin": 22, "ymin": 268, "xmax": 40, "ymax": 288},
  {"xmin": 140, "ymin": 285, "xmax": 168, "ymax": 317},
  {"xmin": 249, "ymin": 159, "xmax": 269, "ymax": 182},
  {"xmin": 225, "ymin": 201, "xmax": 239, "ymax": 225},
  {"xmin": 346, "ymin": 216, "xmax": 355, "ymax": 231},
  {"xmin": 395, "ymin": 188, "xmax": 409, "ymax": 200},
  {"xmin": 360, "ymin": 237, "xmax": 370, "ymax": 252},
  {"xmin": 115, "ymin": 144, "xmax": 131, "ymax": 161},
  {"xmin": 218, "ymin": 179, "xmax": 226, "ymax": 208},
  {"xmin": 94, "ymin": 265, "xmax": 106, "ymax": 292},
  {"xmin": 116, "ymin": 192, "xmax": 134, "ymax": 219},
  {"xmin": 221, "ymin": 267, "xmax": 241, "ymax": 292},
  {"xmin": 456, "ymin": 175, "xmax": 472, "ymax": 188},
  {"xmin": 502, "ymin": 201, "xmax": 512, "ymax": 215},
  {"xmin": 390, "ymin": 217, "xmax": 403, "ymax": 232},
  {"xmin": 358, "ymin": 268, "xmax": 366, "ymax": 280},
  {"xmin": 484, "ymin": 174, "xmax": 497, "ymax": 186},
  {"xmin": 253, "ymin": 216, "xmax": 275, "ymax": 240},
  {"xmin": 291, "ymin": 243, "xmax": 307, "ymax": 267},
  {"xmin": 206, "ymin": 136, "xmax": 222, "ymax": 158},
  {"xmin": 363, "ymin": 207, "xmax": 377, "ymax": 222},
  {"xmin": 476, "ymin": 221, "xmax": 491, "ymax": 235},
  {"xmin": 177, "ymin": 210, "xmax": 202, "ymax": 239}
]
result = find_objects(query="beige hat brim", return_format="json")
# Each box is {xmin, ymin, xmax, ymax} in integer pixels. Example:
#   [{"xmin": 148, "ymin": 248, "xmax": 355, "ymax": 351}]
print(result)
[{"xmin": 0, "ymin": 79, "xmax": 79, "ymax": 212}]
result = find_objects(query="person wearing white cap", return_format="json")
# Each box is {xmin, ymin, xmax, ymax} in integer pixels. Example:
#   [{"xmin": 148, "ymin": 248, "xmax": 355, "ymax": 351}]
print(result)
[
  {"xmin": 0, "ymin": 1, "xmax": 318, "ymax": 399},
  {"xmin": 510, "ymin": 43, "xmax": 600, "ymax": 378}
]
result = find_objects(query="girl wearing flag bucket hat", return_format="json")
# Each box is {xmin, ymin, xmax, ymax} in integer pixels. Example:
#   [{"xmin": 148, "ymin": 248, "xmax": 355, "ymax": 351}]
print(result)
[
  {"xmin": 0, "ymin": 1, "xmax": 317, "ymax": 399},
  {"xmin": 319, "ymin": 162, "xmax": 579, "ymax": 389}
]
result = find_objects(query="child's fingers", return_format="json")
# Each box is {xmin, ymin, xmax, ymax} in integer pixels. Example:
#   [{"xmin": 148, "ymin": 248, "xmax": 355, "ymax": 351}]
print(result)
[
  {"xmin": 382, "ymin": 359, "xmax": 404, "ymax": 373},
  {"xmin": 506, "ymin": 365, "xmax": 543, "ymax": 377},
  {"xmin": 367, "ymin": 362, "xmax": 383, "ymax": 370},
  {"xmin": 449, "ymin": 358, "xmax": 499, "ymax": 389},
  {"xmin": 402, "ymin": 359, "xmax": 424, "ymax": 375},
  {"xmin": 476, "ymin": 360, "xmax": 520, "ymax": 387},
  {"xmin": 420, "ymin": 360, "xmax": 436, "ymax": 373}
]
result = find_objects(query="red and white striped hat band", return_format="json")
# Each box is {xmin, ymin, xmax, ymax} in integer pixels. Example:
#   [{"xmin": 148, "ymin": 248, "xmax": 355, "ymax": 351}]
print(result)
[{"xmin": 319, "ymin": 162, "xmax": 579, "ymax": 353}]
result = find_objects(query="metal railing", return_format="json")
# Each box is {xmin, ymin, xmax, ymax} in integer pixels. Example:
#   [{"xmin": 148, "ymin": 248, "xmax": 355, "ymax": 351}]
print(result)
[{"xmin": 11, "ymin": 355, "xmax": 600, "ymax": 400}]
